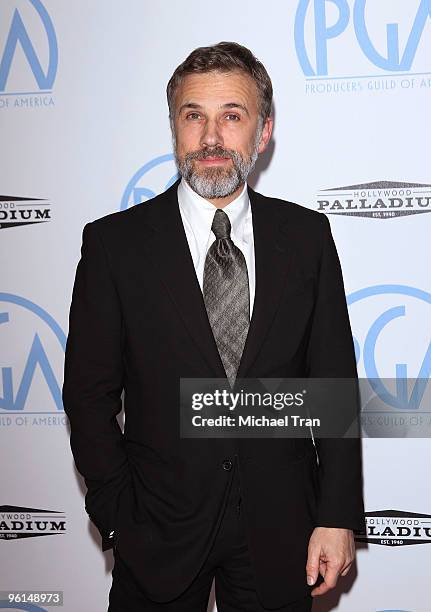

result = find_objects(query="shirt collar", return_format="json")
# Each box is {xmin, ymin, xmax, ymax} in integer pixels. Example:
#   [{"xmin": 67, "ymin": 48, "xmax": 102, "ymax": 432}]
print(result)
[{"xmin": 177, "ymin": 177, "xmax": 250, "ymax": 242}]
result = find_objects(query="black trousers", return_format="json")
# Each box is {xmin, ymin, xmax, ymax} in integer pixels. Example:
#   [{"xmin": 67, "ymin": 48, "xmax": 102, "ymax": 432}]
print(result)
[{"xmin": 108, "ymin": 457, "xmax": 313, "ymax": 611}]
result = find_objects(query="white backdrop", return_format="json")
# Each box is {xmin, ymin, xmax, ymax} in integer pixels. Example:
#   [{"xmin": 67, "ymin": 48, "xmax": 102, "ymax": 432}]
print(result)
[{"xmin": 1, "ymin": 1, "xmax": 431, "ymax": 611}]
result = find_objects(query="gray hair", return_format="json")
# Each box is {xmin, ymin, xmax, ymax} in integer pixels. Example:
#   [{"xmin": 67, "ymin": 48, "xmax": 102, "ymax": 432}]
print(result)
[{"xmin": 166, "ymin": 41, "xmax": 273, "ymax": 127}]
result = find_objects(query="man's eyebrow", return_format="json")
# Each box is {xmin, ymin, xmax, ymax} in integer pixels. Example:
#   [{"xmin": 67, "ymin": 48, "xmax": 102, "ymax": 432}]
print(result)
[
  {"xmin": 222, "ymin": 102, "xmax": 250, "ymax": 116},
  {"xmin": 178, "ymin": 102, "xmax": 250, "ymax": 116},
  {"xmin": 178, "ymin": 102, "xmax": 203, "ymax": 114}
]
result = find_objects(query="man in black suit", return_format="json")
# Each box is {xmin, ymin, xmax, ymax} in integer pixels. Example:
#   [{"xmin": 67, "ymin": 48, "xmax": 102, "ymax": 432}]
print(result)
[{"xmin": 63, "ymin": 42, "xmax": 365, "ymax": 611}]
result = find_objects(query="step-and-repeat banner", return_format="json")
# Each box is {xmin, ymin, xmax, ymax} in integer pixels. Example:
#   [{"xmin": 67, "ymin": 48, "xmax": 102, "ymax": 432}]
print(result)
[{"xmin": 1, "ymin": 1, "xmax": 430, "ymax": 611}]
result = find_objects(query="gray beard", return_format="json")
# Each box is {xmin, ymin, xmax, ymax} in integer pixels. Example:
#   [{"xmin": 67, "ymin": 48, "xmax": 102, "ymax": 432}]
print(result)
[{"xmin": 174, "ymin": 135, "xmax": 261, "ymax": 199}]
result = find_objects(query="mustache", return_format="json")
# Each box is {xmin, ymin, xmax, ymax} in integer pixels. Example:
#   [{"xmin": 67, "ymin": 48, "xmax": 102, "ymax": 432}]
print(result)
[{"xmin": 184, "ymin": 146, "xmax": 235, "ymax": 161}]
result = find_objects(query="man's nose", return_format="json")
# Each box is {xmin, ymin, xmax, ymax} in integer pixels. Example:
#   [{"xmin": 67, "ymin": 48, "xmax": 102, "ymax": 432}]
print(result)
[{"xmin": 200, "ymin": 118, "xmax": 223, "ymax": 149}]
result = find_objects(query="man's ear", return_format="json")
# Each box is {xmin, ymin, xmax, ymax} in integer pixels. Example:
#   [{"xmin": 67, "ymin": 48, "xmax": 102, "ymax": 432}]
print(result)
[{"xmin": 257, "ymin": 117, "xmax": 273, "ymax": 154}]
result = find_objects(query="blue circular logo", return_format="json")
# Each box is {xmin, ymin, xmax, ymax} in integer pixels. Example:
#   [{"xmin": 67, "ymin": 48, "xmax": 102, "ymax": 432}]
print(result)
[
  {"xmin": 0, "ymin": 0, "xmax": 58, "ymax": 93},
  {"xmin": 120, "ymin": 154, "xmax": 179, "ymax": 210},
  {"xmin": 0, "ymin": 293, "xmax": 66, "ymax": 412}
]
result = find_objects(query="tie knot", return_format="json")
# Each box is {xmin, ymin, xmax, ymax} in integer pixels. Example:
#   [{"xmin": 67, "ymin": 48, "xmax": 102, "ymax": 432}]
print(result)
[{"xmin": 211, "ymin": 209, "xmax": 231, "ymax": 240}]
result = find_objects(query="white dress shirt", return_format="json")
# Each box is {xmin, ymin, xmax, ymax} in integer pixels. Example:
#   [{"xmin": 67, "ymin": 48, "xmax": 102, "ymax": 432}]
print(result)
[{"xmin": 177, "ymin": 177, "xmax": 255, "ymax": 319}]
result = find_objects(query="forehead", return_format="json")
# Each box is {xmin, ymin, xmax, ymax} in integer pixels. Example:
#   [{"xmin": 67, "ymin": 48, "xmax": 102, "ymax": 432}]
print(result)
[{"xmin": 174, "ymin": 70, "xmax": 259, "ymax": 111}]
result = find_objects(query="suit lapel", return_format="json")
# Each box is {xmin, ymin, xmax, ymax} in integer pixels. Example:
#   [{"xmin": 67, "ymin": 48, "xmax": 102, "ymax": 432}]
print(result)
[
  {"xmin": 138, "ymin": 181, "xmax": 293, "ymax": 379},
  {"xmin": 236, "ymin": 186, "xmax": 293, "ymax": 378},
  {"xmin": 139, "ymin": 180, "xmax": 226, "ymax": 377}
]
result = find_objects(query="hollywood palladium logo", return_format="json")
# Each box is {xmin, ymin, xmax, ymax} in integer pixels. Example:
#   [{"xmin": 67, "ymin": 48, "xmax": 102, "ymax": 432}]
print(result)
[
  {"xmin": 0, "ymin": 504, "xmax": 66, "ymax": 541},
  {"xmin": 0, "ymin": 194, "xmax": 52, "ymax": 230},
  {"xmin": 0, "ymin": 0, "xmax": 58, "ymax": 109},
  {"xmin": 316, "ymin": 180, "xmax": 431, "ymax": 219},
  {"xmin": 356, "ymin": 509, "xmax": 431, "ymax": 547}
]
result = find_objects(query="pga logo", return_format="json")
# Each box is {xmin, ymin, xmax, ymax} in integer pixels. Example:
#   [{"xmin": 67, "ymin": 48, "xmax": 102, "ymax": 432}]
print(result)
[
  {"xmin": 0, "ymin": 293, "xmax": 65, "ymax": 413},
  {"xmin": 120, "ymin": 154, "xmax": 178, "ymax": 211},
  {"xmin": 295, "ymin": 0, "xmax": 431, "ymax": 76},
  {"xmin": 0, "ymin": 0, "xmax": 58, "ymax": 93},
  {"xmin": 347, "ymin": 284, "xmax": 431, "ymax": 413}
]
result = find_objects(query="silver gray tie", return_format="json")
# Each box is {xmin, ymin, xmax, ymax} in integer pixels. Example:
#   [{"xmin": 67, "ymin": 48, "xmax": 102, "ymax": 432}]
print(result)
[{"xmin": 203, "ymin": 208, "xmax": 250, "ymax": 387}]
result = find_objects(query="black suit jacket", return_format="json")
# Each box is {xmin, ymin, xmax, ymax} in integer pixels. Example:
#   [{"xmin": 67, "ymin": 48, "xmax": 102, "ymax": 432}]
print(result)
[{"xmin": 62, "ymin": 180, "xmax": 365, "ymax": 608}]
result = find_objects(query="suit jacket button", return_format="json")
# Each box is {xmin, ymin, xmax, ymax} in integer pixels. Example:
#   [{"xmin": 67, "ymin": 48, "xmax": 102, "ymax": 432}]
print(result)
[{"xmin": 222, "ymin": 459, "xmax": 233, "ymax": 471}]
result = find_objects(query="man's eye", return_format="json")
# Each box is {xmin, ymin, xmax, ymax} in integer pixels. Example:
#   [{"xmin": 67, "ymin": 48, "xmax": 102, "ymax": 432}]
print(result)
[
  {"xmin": 226, "ymin": 114, "xmax": 240, "ymax": 121},
  {"xmin": 186, "ymin": 113, "xmax": 201, "ymax": 120}
]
